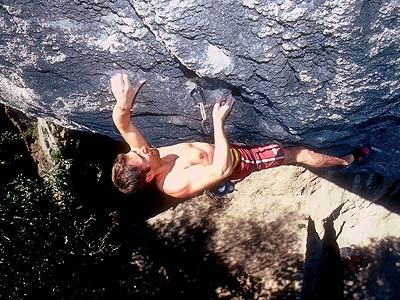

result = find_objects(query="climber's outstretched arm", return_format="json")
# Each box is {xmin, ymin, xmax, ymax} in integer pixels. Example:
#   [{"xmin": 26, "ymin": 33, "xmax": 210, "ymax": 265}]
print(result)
[{"xmin": 111, "ymin": 71, "xmax": 149, "ymax": 150}]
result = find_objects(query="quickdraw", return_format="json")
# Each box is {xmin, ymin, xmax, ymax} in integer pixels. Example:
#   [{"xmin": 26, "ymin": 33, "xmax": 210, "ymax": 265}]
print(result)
[{"xmin": 190, "ymin": 86, "xmax": 213, "ymax": 136}]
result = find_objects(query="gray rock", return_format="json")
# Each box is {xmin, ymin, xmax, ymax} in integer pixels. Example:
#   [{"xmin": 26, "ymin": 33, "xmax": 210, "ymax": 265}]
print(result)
[{"xmin": 0, "ymin": 0, "xmax": 399, "ymax": 176}]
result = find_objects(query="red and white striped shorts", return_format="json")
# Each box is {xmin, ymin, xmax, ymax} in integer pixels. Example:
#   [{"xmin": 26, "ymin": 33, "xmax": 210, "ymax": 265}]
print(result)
[{"xmin": 229, "ymin": 143, "xmax": 285, "ymax": 181}]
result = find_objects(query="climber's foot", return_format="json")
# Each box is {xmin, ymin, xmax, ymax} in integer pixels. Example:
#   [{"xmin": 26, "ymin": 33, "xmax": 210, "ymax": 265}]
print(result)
[{"xmin": 342, "ymin": 145, "xmax": 371, "ymax": 165}]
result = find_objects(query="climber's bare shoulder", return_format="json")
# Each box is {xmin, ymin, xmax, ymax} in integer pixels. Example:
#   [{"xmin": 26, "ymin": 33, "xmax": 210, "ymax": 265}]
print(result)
[{"xmin": 156, "ymin": 142, "xmax": 223, "ymax": 198}]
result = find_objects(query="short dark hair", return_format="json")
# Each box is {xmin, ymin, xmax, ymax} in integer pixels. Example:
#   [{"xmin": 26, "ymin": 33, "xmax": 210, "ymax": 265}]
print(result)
[{"xmin": 111, "ymin": 153, "xmax": 150, "ymax": 194}]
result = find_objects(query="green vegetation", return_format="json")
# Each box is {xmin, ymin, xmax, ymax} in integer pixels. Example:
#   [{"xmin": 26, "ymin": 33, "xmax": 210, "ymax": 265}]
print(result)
[
  {"xmin": 1, "ymin": 170, "xmax": 80, "ymax": 298},
  {"xmin": 0, "ymin": 131, "xmax": 24, "ymax": 166},
  {"xmin": 0, "ymin": 121, "xmax": 161, "ymax": 299},
  {"xmin": 0, "ymin": 154, "xmax": 168, "ymax": 299},
  {"xmin": 0, "ymin": 123, "xmax": 119, "ymax": 298}
]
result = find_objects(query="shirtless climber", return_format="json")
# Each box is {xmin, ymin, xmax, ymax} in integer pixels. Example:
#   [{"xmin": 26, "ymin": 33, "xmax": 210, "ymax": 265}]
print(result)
[{"xmin": 110, "ymin": 70, "xmax": 370, "ymax": 199}]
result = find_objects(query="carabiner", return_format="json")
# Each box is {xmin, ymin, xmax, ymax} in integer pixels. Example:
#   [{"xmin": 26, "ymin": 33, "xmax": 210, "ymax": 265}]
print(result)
[
  {"xmin": 190, "ymin": 86, "xmax": 206, "ymax": 105},
  {"xmin": 190, "ymin": 86, "xmax": 213, "ymax": 136}
]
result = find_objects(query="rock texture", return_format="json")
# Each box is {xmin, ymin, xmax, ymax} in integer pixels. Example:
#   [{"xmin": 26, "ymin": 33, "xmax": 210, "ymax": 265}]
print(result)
[
  {"xmin": 1, "ymin": 0, "xmax": 400, "ymax": 177},
  {"xmin": 1, "ymin": 1, "xmax": 400, "ymax": 298},
  {"xmin": 5, "ymin": 106, "xmax": 67, "ymax": 176},
  {"xmin": 147, "ymin": 167, "xmax": 400, "ymax": 299}
]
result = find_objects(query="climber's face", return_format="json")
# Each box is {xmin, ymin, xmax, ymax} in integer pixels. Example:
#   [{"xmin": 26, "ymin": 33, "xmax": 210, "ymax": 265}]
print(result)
[{"xmin": 127, "ymin": 146, "xmax": 160, "ymax": 171}]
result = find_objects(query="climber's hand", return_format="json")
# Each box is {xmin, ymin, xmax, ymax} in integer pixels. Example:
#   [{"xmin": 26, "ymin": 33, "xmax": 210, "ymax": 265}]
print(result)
[
  {"xmin": 212, "ymin": 94, "xmax": 235, "ymax": 125},
  {"xmin": 110, "ymin": 70, "xmax": 145, "ymax": 111}
]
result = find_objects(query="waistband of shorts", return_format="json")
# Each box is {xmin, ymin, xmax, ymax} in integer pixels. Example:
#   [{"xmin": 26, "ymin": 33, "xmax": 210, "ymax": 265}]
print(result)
[{"xmin": 231, "ymin": 147, "xmax": 241, "ymax": 170}]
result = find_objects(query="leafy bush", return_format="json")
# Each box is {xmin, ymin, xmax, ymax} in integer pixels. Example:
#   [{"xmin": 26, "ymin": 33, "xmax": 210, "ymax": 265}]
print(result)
[
  {"xmin": 0, "ymin": 160, "xmax": 116, "ymax": 299},
  {"xmin": 1, "ymin": 167, "xmax": 64, "ymax": 294},
  {"xmin": 0, "ymin": 131, "xmax": 23, "ymax": 166}
]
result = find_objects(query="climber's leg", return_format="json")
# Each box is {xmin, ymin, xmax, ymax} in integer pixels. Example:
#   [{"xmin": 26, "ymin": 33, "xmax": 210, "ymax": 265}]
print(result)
[{"xmin": 282, "ymin": 145, "xmax": 370, "ymax": 168}]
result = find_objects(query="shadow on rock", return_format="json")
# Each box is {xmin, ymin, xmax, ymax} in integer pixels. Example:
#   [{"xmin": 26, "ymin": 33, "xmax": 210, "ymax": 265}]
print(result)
[
  {"xmin": 343, "ymin": 237, "xmax": 400, "ymax": 300},
  {"xmin": 300, "ymin": 203, "xmax": 399, "ymax": 300},
  {"xmin": 312, "ymin": 169, "xmax": 400, "ymax": 215},
  {"xmin": 118, "ymin": 197, "xmax": 263, "ymax": 299},
  {"xmin": 301, "ymin": 205, "xmax": 345, "ymax": 300},
  {"xmin": 148, "ymin": 196, "xmax": 307, "ymax": 299}
]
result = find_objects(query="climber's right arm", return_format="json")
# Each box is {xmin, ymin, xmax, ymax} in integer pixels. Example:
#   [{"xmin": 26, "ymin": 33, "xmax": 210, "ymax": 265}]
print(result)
[{"xmin": 110, "ymin": 71, "xmax": 150, "ymax": 150}]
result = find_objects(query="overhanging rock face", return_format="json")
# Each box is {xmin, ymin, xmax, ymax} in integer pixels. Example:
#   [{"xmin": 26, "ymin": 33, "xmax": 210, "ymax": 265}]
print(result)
[{"xmin": 1, "ymin": 0, "xmax": 399, "ymax": 177}]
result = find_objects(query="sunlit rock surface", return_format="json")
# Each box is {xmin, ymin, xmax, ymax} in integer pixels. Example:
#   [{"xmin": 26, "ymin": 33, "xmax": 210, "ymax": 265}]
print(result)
[{"xmin": 0, "ymin": 0, "xmax": 399, "ymax": 177}]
